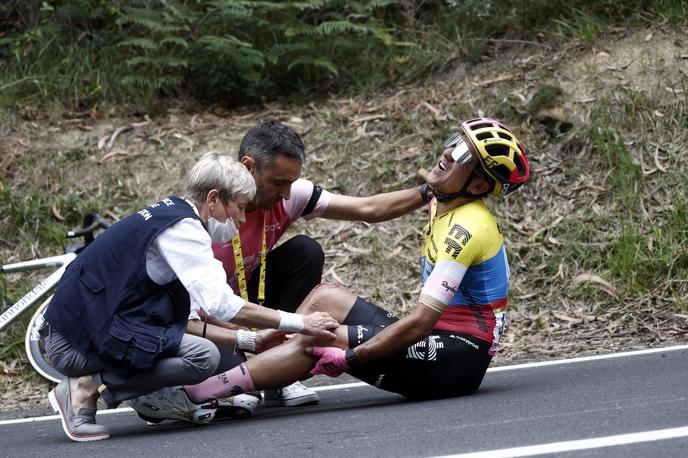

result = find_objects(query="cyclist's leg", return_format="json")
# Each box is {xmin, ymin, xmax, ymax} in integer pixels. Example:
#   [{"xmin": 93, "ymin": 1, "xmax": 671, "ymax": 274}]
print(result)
[
  {"xmin": 210, "ymin": 296, "xmax": 397, "ymax": 396},
  {"xmin": 216, "ymin": 343, "xmax": 247, "ymax": 373},
  {"xmin": 294, "ymin": 284, "xmax": 395, "ymax": 325},
  {"xmin": 183, "ymin": 296, "xmax": 397, "ymax": 404},
  {"xmin": 247, "ymin": 235, "xmax": 324, "ymax": 313},
  {"xmin": 348, "ymin": 331, "xmax": 493, "ymax": 398},
  {"xmin": 184, "ymin": 329, "xmax": 348, "ymax": 404}
]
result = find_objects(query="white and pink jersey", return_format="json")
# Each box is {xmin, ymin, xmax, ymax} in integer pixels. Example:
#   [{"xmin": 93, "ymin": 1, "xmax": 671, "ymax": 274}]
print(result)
[{"xmin": 212, "ymin": 178, "xmax": 332, "ymax": 295}]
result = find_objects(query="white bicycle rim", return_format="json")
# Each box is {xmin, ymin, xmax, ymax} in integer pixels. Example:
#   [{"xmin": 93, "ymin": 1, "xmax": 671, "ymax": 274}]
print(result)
[{"xmin": 25, "ymin": 296, "xmax": 64, "ymax": 383}]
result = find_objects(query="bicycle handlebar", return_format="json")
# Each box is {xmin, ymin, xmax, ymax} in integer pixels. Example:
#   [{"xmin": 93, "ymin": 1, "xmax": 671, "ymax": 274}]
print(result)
[
  {"xmin": 65, "ymin": 212, "xmax": 111, "ymax": 251},
  {"xmin": 66, "ymin": 212, "xmax": 110, "ymax": 239}
]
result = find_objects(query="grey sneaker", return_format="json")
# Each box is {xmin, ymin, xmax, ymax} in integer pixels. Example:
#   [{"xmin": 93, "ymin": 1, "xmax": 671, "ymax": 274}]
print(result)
[
  {"xmin": 48, "ymin": 378, "xmax": 110, "ymax": 442},
  {"xmin": 263, "ymin": 381, "xmax": 319, "ymax": 407},
  {"xmin": 129, "ymin": 386, "xmax": 216, "ymax": 425}
]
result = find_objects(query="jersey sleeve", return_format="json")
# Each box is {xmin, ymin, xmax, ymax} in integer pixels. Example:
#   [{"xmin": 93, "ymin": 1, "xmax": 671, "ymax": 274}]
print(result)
[
  {"xmin": 283, "ymin": 178, "xmax": 333, "ymax": 221},
  {"xmin": 419, "ymin": 259, "xmax": 468, "ymax": 312}
]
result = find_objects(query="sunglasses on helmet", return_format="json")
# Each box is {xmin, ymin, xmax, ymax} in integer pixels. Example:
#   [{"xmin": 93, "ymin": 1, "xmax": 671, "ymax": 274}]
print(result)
[{"xmin": 443, "ymin": 132, "xmax": 473, "ymax": 167}]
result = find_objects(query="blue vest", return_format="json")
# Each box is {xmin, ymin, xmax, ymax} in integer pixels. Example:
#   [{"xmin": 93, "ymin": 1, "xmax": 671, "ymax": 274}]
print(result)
[{"xmin": 45, "ymin": 196, "xmax": 201, "ymax": 377}]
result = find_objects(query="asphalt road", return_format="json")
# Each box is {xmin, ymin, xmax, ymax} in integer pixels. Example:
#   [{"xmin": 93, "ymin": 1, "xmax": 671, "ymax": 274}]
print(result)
[{"xmin": 1, "ymin": 346, "xmax": 686, "ymax": 457}]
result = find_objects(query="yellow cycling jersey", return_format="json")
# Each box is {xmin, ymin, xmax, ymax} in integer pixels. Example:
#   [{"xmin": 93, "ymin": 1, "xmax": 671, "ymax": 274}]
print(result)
[{"xmin": 419, "ymin": 199, "xmax": 509, "ymax": 355}]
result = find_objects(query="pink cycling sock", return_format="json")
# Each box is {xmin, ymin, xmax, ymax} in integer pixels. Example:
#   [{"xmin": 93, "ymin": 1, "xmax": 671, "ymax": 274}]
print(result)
[{"xmin": 184, "ymin": 363, "xmax": 256, "ymax": 404}]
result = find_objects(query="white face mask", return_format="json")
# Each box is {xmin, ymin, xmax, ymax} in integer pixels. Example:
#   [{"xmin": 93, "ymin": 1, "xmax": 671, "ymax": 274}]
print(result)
[{"xmin": 207, "ymin": 216, "xmax": 239, "ymax": 244}]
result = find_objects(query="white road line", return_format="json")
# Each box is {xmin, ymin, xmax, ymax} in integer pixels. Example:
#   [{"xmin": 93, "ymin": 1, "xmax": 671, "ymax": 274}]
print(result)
[
  {"xmin": 311, "ymin": 381, "xmax": 368, "ymax": 392},
  {"xmin": 0, "ymin": 406, "xmax": 135, "ymax": 426},
  {"xmin": 314, "ymin": 344, "xmax": 688, "ymax": 390},
  {"xmin": 486, "ymin": 344, "xmax": 688, "ymax": 373},
  {"xmin": 432, "ymin": 426, "xmax": 688, "ymax": 458},
  {"xmin": 0, "ymin": 344, "xmax": 685, "ymax": 427}
]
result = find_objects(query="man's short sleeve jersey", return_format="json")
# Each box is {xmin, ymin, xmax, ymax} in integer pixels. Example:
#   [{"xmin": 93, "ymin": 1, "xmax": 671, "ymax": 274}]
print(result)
[
  {"xmin": 419, "ymin": 199, "xmax": 509, "ymax": 355},
  {"xmin": 212, "ymin": 179, "xmax": 332, "ymax": 295}
]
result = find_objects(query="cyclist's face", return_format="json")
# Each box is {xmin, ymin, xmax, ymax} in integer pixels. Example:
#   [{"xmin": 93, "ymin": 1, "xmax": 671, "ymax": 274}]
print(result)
[
  {"xmin": 427, "ymin": 136, "xmax": 478, "ymax": 194},
  {"xmin": 246, "ymin": 154, "xmax": 302, "ymax": 210}
]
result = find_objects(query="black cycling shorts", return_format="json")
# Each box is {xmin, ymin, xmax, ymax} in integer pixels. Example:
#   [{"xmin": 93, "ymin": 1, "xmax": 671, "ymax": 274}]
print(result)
[{"xmin": 344, "ymin": 296, "xmax": 493, "ymax": 399}]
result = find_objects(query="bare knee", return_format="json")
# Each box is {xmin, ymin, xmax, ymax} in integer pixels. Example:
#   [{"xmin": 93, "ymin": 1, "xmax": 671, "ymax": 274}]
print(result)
[
  {"xmin": 286, "ymin": 328, "xmax": 348, "ymax": 349},
  {"xmin": 298, "ymin": 284, "xmax": 355, "ymax": 318}
]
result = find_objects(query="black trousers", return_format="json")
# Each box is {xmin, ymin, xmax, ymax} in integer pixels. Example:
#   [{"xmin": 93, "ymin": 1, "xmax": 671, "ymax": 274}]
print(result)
[{"xmin": 246, "ymin": 235, "xmax": 324, "ymax": 313}]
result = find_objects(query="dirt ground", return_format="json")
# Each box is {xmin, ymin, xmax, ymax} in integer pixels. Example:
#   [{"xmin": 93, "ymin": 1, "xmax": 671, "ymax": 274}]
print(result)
[{"xmin": 1, "ymin": 23, "xmax": 686, "ymax": 414}]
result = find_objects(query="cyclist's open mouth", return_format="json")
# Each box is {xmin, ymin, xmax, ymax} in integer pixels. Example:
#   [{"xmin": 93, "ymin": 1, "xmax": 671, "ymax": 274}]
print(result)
[{"xmin": 438, "ymin": 160, "xmax": 447, "ymax": 172}]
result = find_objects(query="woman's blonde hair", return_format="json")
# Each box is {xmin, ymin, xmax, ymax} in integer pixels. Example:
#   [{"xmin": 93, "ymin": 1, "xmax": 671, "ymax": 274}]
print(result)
[{"xmin": 186, "ymin": 152, "xmax": 256, "ymax": 204}]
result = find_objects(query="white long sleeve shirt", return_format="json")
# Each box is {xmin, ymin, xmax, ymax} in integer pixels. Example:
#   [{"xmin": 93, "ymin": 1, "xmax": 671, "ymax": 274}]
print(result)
[{"xmin": 144, "ymin": 201, "xmax": 246, "ymax": 322}]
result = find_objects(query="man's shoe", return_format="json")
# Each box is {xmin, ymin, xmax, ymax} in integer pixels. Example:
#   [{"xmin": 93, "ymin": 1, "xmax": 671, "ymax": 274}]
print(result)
[
  {"xmin": 211, "ymin": 392, "xmax": 261, "ymax": 420},
  {"xmin": 263, "ymin": 381, "xmax": 319, "ymax": 407},
  {"xmin": 129, "ymin": 386, "xmax": 216, "ymax": 425},
  {"xmin": 48, "ymin": 378, "xmax": 110, "ymax": 442}
]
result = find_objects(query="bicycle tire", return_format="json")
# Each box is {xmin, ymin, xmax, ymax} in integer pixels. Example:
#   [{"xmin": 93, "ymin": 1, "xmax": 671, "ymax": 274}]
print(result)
[{"xmin": 25, "ymin": 296, "xmax": 64, "ymax": 383}]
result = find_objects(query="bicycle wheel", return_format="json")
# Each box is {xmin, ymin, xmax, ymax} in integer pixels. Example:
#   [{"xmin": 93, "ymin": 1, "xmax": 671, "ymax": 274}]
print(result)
[{"xmin": 25, "ymin": 296, "xmax": 64, "ymax": 383}]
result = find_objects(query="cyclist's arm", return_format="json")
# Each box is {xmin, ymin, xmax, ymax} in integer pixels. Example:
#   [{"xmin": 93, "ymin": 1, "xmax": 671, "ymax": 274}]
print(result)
[
  {"xmin": 352, "ymin": 304, "xmax": 440, "ymax": 363},
  {"xmin": 321, "ymin": 187, "xmax": 425, "ymax": 223},
  {"xmin": 352, "ymin": 259, "xmax": 468, "ymax": 363}
]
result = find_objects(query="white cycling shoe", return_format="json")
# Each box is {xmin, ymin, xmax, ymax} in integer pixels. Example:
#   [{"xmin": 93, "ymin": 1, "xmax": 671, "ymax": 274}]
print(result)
[
  {"xmin": 263, "ymin": 381, "xmax": 319, "ymax": 407},
  {"xmin": 129, "ymin": 386, "xmax": 216, "ymax": 425},
  {"xmin": 212, "ymin": 392, "xmax": 261, "ymax": 420}
]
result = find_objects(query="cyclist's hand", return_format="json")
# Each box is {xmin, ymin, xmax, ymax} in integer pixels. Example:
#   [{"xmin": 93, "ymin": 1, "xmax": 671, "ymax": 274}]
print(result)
[
  {"xmin": 255, "ymin": 329, "xmax": 287, "ymax": 353},
  {"xmin": 300, "ymin": 312, "xmax": 338, "ymax": 340},
  {"xmin": 306, "ymin": 346, "xmax": 348, "ymax": 377}
]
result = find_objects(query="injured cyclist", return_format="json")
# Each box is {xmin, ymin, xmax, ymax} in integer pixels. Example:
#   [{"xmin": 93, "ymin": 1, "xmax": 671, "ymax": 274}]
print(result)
[{"xmin": 132, "ymin": 117, "xmax": 531, "ymax": 417}]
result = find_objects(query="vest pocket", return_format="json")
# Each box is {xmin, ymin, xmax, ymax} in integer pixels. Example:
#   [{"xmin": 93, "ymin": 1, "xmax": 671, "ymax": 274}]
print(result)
[
  {"xmin": 102, "ymin": 316, "xmax": 162, "ymax": 370},
  {"xmin": 80, "ymin": 265, "xmax": 105, "ymax": 293}
]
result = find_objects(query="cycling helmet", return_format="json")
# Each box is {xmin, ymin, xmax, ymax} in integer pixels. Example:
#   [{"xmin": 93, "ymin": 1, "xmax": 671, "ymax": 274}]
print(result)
[{"xmin": 460, "ymin": 118, "xmax": 530, "ymax": 197}]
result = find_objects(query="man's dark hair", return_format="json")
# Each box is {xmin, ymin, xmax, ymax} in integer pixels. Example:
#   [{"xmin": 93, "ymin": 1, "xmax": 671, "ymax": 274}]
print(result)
[{"xmin": 238, "ymin": 121, "xmax": 306, "ymax": 168}]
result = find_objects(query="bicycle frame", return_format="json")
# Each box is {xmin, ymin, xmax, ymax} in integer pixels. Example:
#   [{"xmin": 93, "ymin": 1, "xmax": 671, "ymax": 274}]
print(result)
[{"xmin": 0, "ymin": 253, "xmax": 77, "ymax": 333}]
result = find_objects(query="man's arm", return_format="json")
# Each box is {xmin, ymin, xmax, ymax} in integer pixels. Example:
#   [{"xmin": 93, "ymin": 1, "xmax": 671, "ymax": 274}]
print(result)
[
  {"xmin": 186, "ymin": 319, "xmax": 236, "ymax": 347},
  {"xmin": 231, "ymin": 301, "xmax": 338, "ymax": 340},
  {"xmin": 186, "ymin": 318, "xmax": 287, "ymax": 353},
  {"xmin": 321, "ymin": 186, "xmax": 426, "ymax": 223}
]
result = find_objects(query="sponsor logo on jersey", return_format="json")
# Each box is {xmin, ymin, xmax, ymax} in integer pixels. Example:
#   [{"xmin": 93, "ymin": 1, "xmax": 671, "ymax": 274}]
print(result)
[
  {"xmin": 449, "ymin": 334, "xmax": 479, "ymax": 350},
  {"xmin": 406, "ymin": 335, "xmax": 444, "ymax": 361},
  {"xmin": 356, "ymin": 325, "xmax": 368, "ymax": 342},
  {"xmin": 265, "ymin": 222, "xmax": 282, "ymax": 233},
  {"xmin": 469, "ymin": 305, "xmax": 489, "ymax": 332},
  {"xmin": 441, "ymin": 281, "xmax": 457, "ymax": 294},
  {"xmin": 444, "ymin": 224, "xmax": 472, "ymax": 259}
]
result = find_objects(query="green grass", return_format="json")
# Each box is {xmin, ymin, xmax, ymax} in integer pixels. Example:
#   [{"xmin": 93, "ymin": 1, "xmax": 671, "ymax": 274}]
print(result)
[
  {"xmin": 650, "ymin": 0, "xmax": 688, "ymax": 25},
  {"xmin": 1, "ymin": 1, "xmax": 685, "ymax": 112},
  {"xmin": 550, "ymin": 8, "xmax": 607, "ymax": 46}
]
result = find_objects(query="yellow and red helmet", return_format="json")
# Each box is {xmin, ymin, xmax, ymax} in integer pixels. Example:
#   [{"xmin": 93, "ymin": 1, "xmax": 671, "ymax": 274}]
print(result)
[{"xmin": 460, "ymin": 118, "xmax": 530, "ymax": 197}]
